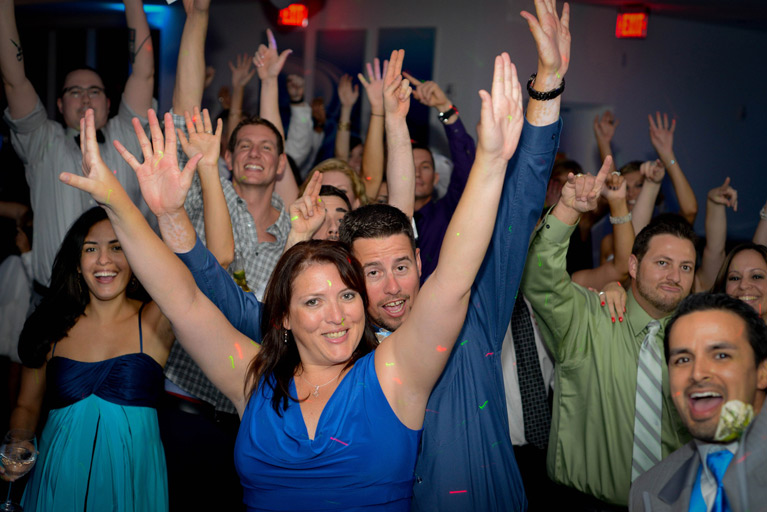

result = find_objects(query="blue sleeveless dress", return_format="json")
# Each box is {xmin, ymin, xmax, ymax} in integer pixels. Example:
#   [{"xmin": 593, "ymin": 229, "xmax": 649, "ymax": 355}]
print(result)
[
  {"xmin": 235, "ymin": 352, "xmax": 422, "ymax": 511},
  {"xmin": 22, "ymin": 304, "xmax": 168, "ymax": 511}
]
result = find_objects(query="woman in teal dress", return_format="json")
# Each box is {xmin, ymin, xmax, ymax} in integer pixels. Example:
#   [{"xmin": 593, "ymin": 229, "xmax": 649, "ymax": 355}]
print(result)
[{"xmin": 5, "ymin": 207, "xmax": 174, "ymax": 511}]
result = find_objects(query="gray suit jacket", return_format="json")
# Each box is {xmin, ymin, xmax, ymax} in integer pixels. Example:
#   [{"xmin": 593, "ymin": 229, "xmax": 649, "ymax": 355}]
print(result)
[{"xmin": 629, "ymin": 410, "xmax": 767, "ymax": 511}]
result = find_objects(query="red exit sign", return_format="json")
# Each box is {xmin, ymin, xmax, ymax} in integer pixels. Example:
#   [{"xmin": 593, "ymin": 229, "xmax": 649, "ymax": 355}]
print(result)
[
  {"xmin": 616, "ymin": 12, "xmax": 648, "ymax": 38},
  {"xmin": 278, "ymin": 4, "xmax": 308, "ymax": 27}
]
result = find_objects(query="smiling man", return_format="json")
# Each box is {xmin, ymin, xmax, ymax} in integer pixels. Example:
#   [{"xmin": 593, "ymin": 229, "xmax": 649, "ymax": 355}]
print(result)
[
  {"xmin": 630, "ymin": 293, "xmax": 767, "ymax": 511},
  {"xmin": 0, "ymin": 0, "xmax": 157, "ymax": 296},
  {"xmin": 522, "ymin": 199, "xmax": 698, "ymax": 505}
]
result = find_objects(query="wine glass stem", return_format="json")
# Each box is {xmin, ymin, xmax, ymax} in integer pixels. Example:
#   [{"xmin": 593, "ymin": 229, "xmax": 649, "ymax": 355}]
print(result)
[{"xmin": 3, "ymin": 481, "xmax": 11, "ymax": 505}]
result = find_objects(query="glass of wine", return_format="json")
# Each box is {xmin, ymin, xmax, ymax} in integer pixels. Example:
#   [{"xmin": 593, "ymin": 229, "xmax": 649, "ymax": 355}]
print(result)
[{"xmin": 0, "ymin": 429, "xmax": 37, "ymax": 512}]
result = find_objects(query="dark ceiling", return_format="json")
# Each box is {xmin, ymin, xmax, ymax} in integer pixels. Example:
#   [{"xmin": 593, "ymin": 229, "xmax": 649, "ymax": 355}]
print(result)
[{"xmin": 566, "ymin": 0, "xmax": 767, "ymax": 31}]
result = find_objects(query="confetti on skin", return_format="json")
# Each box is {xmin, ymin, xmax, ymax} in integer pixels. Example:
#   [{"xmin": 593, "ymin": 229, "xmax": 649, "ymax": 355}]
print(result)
[
  {"xmin": 291, "ymin": 215, "xmax": 299, "ymax": 221},
  {"xmin": 327, "ymin": 280, "xmax": 332, "ymax": 287},
  {"xmin": 366, "ymin": 176, "xmax": 372, "ymax": 180},
  {"xmin": 234, "ymin": 343, "xmax": 243, "ymax": 359},
  {"xmin": 449, "ymin": 490, "xmax": 467, "ymax": 494},
  {"xmin": 106, "ymin": 189, "xmax": 113, "ymax": 205},
  {"xmin": 556, "ymin": 71, "xmax": 561, "ymax": 79},
  {"xmin": 460, "ymin": 340, "xmax": 468, "ymax": 346},
  {"xmin": 394, "ymin": 377, "xmax": 402, "ymax": 385},
  {"xmin": 485, "ymin": 352, "xmax": 494, "ymax": 357},
  {"xmin": 318, "ymin": 197, "xmax": 322, "ymax": 203},
  {"xmin": 507, "ymin": 115, "xmax": 513, "ymax": 122},
  {"xmin": 479, "ymin": 401, "xmax": 488, "ymax": 409},
  {"xmin": 537, "ymin": 254, "xmax": 542, "ymax": 267},
  {"xmin": 456, "ymin": 232, "xmax": 460, "ymax": 236},
  {"xmin": 385, "ymin": 362, "xmax": 395, "ymax": 366},
  {"xmin": 436, "ymin": 345, "xmax": 447, "ymax": 352},
  {"xmin": 330, "ymin": 437, "xmax": 348, "ymax": 446},
  {"xmin": 229, "ymin": 355, "xmax": 235, "ymax": 368}
]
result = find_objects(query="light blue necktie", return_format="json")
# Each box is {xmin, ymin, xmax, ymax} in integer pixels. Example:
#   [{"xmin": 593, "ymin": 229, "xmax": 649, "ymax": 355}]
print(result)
[{"xmin": 708, "ymin": 450, "xmax": 733, "ymax": 512}]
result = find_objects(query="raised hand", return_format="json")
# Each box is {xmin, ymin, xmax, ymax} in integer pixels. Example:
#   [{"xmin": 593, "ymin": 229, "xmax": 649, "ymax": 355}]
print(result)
[
  {"xmin": 476, "ymin": 53, "xmax": 523, "ymax": 163},
  {"xmin": 383, "ymin": 49, "xmax": 411, "ymax": 120},
  {"xmin": 116, "ymin": 109, "xmax": 202, "ymax": 217},
  {"xmin": 648, "ymin": 111, "xmax": 676, "ymax": 158},
  {"xmin": 600, "ymin": 172, "xmax": 626, "ymax": 202},
  {"xmin": 337, "ymin": 74, "xmax": 359, "ymax": 107},
  {"xmin": 559, "ymin": 156, "xmax": 613, "ymax": 213},
  {"xmin": 253, "ymin": 29, "xmax": 292, "ymax": 81},
  {"xmin": 178, "ymin": 106, "xmax": 222, "ymax": 168},
  {"xmin": 358, "ymin": 58, "xmax": 387, "ymax": 114},
  {"xmin": 403, "ymin": 72, "xmax": 451, "ymax": 111},
  {"xmin": 229, "ymin": 53, "xmax": 256, "ymax": 88},
  {"xmin": 593, "ymin": 110, "xmax": 619, "ymax": 143},
  {"xmin": 599, "ymin": 281, "xmax": 627, "ymax": 323},
  {"xmin": 708, "ymin": 177, "xmax": 738, "ymax": 211},
  {"xmin": 520, "ymin": 0, "xmax": 571, "ymax": 78},
  {"xmin": 640, "ymin": 158, "xmax": 665, "ymax": 184},
  {"xmin": 59, "ymin": 109, "xmax": 126, "ymax": 207},
  {"xmin": 289, "ymin": 171, "xmax": 325, "ymax": 240}
]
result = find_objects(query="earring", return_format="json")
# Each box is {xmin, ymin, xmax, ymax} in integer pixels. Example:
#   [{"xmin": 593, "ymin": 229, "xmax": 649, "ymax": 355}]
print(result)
[{"xmin": 283, "ymin": 329, "xmax": 289, "ymax": 344}]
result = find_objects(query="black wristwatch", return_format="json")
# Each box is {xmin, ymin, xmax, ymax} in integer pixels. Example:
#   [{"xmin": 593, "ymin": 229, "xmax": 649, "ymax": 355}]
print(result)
[{"xmin": 438, "ymin": 104, "xmax": 458, "ymax": 124}]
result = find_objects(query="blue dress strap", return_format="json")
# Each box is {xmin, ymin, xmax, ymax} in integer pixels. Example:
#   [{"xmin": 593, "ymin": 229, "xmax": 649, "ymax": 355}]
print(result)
[{"xmin": 138, "ymin": 302, "xmax": 147, "ymax": 353}]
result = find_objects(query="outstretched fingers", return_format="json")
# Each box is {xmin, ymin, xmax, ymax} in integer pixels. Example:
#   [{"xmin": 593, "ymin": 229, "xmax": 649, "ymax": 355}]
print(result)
[{"xmin": 590, "ymin": 156, "xmax": 613, "ymax": 199}]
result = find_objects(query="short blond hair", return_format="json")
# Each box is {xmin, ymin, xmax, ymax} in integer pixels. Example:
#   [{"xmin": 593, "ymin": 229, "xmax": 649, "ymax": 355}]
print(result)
[{"xmin": 301, "ymin": 158, "xmax": 369, "ymax": 206}]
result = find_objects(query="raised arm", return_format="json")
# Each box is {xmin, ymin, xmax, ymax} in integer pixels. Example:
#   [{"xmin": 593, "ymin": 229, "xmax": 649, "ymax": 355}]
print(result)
[
  {"xmin": 334, "ymin": 74, "xmax": 359, "ymax": 162},
  {"xmin": 381, "ymin": 51, "xmax": 415, "ymax": 218},
  {"xmin": 631, "ymin": 159, "xmax": 665, "ymax": 233},
  {"xmin": 754, "ymin": 199, "xmax": 767, "ymax": 246},
  {"xmin": 649, "ymin": 112, "xmax": 697, "ymax": 224},
  {"xmin": 227, "ymin": 53, "xmax": 255, "ymax": 140},
  {"xmin": 378, "ymin": 52, "xmax": 524, "ymax": 428},
  {"xmin": 0, "ymin": 0, "xmax": 39, "ymax": 119},
  {"xmin": 593, "ymin": 110, "xmax": 618, "ymax": 174},
  {"xmin": 60, "ymin": 109, "xmax": 257, "ymax": 413},
  {"xmin": 123, "ymin": 0, "xmax": 155, "ymax": 115},
  {"xmin": 253, "ymin": 29, "xmax": 297, "ymax": 205},
  {"xmin": 696, "ymin": 177, "xmax": 737, "ymax": 291},
  {"xmin": 171, "ymin": 0, "xmax": 208, "ymax": 115},
  {"xmin": 283, "ymin": 171, "xmax": 324, "ymax": 251},
  {"xmin": 177, "ymin": 107, "xmax": 234, "ymax": 267},
  {"xmin": 573, "ymin": 173, "xmax": 633, "ymax": 289},
  {"xmin": 358, "ymin": 59, "xmax": 386, "ymax": 199}
]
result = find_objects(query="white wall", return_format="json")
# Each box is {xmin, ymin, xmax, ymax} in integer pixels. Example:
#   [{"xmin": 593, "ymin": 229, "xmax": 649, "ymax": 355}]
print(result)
[{"xmin": 202, "ymin": 0, "xmax": 767, "ymax": 238}]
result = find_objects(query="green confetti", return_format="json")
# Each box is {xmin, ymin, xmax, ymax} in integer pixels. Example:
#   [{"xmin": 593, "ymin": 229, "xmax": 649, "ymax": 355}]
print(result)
[
  {"xmin": 545, "ymin": 293, "xmax": 550, "ymax": 306},
  {"xmin": 479, "ymin": 401, "xmax": 488, "ymax": 409},
  {"xmin": 229, "ymin": 355, "xmax": 235, "ymax": 368},
  {"xmin": 460, "ymin": 340, "xmax": 468, "ymax": 346}
]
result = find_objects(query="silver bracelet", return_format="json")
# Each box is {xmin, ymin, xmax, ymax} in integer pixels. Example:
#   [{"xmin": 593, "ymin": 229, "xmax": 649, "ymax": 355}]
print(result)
[
  {"xmin": 609, "ymin": 212, "xmax": 632, "ymax": 225},
  {"xmin": 760, "ymin": 205, "xmax": 767, "ymax": 221}
]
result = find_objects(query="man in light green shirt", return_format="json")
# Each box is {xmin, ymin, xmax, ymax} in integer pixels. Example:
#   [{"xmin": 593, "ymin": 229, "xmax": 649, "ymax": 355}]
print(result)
[{"xmin": 521, "ymin": 164, "xmax": 696, "ymax": 506}]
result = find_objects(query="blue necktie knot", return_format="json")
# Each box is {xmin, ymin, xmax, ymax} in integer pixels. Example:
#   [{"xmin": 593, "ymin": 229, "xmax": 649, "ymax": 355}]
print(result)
[{"xmin": 707, "ymin": 449, "xmax": 733, "ymax": 484}]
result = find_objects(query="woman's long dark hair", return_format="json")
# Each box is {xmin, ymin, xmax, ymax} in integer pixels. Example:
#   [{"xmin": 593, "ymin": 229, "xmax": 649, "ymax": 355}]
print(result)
[
  {"xmin": 18, "ymin": 207, "xmax": 149, "ymax": 367},
  {"xmin": 245, "ymin": 240, "xmax": 378, "ymax": 415}
]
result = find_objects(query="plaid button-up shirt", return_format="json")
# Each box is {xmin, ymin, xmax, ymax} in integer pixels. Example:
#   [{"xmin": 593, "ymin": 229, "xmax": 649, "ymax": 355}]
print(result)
[{"xmin": 165, "ymin": 112, "xmax": 290, "ymax": 412}]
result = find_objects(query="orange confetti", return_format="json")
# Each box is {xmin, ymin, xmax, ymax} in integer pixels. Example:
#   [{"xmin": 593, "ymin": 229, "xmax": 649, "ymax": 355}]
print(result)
[{"xmin": 436, "ymin": 345, "xmax": 447, "ymax": 352}]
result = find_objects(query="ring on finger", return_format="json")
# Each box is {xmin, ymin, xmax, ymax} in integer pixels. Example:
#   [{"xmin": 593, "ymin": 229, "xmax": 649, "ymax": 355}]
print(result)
[{"xmin": 598, "ymin": 291, "xmax": 605, "ymax": 296}]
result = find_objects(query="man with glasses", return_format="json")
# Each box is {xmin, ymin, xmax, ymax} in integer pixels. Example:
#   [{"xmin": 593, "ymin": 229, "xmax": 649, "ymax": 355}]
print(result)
[{"xmin": 0, "ymin": 0, "xmax": 157, "ymax": 304}]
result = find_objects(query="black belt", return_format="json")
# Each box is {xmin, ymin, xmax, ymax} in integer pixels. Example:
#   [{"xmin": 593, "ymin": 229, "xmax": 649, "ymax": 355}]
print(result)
[{"xmin": 160, "ymin": 392, "xmax": 239, "ymax": 426}]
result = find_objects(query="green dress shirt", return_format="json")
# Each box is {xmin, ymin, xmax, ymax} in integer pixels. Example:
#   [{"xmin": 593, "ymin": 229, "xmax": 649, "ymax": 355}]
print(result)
[{"xmin": 520, "ymin": 212, "xmax": 690, "ymax": 506}]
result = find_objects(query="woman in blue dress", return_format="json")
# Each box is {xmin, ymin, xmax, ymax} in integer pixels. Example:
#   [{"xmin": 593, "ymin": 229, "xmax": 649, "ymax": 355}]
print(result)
[
  {"xmin": 5, "ymin": 206, "xmax": 174, "ymax": 511},
  {"xmin": 61, "ymin": 48, "xmax": 526, "ymax": 510}
]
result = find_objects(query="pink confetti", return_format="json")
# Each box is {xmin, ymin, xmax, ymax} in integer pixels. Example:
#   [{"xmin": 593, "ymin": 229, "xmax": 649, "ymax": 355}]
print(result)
[
  {"xmin": 485, "ymin": 352, "xmax": 494, "ymax": 357},
  {"xmin": 234, "ymin": 342, "xmax": 243, "ymax": 359},
  {"xmin": 330, "ymin": 437, "xmax": 348, "ymax": 446},
  {"xmin": 436, "ymin": 345, "xmax": 447, "ymax": 352},
  {"xmin": 449, "ymin": 490, "xmax": 467, "ymax": 494}
]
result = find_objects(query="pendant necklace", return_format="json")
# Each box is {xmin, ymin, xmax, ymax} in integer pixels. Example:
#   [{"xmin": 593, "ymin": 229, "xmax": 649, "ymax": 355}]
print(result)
[{"xmin": 300, "ymin": 371, "xmax": 342, "ymax": 398}]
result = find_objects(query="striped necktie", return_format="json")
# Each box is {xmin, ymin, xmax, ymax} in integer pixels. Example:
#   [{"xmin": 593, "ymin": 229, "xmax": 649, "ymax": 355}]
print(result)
[{"xmin": 631, "ymin": 319, "xmax": 663, "ymax": 481}]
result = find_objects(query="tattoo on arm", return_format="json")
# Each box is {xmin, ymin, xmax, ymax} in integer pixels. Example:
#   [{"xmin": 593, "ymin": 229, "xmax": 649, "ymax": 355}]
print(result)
[
  {"xmin": 127, "ymin": 29, "xmax": 150, "ymax": 65},
  {"xmin": 11, "ymin": 39, "xmax": 23, "ymax": 62}
]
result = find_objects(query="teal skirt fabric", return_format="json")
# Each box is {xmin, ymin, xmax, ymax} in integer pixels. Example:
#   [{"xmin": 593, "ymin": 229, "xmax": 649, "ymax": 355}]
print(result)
[{"xmin": 22, "ymin": 394, "xmax": 168, "ymax": 511}]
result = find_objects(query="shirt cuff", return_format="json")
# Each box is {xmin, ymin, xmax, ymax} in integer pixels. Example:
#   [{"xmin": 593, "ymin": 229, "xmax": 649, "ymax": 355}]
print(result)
[
  {"xmin": 175, "ymin": 235, "xmax": 208, "ymax": 273},
  {"xmin": 518, "ymin": 118, "xmax": 562, "ymax": 155},
  {"xmin": 538, "ymin": 209, "xmax": 578, "ymax": 244}
]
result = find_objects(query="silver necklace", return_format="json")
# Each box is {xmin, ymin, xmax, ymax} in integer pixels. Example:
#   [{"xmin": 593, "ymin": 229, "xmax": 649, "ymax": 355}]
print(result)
[{"xmin": 300, "ymin": 371, "xmax": 341, "ymax": 398}]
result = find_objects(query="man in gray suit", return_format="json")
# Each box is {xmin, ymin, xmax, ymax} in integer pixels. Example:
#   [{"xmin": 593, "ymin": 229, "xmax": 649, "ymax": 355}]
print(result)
[{"xmin": 630, "ymin": 293, "xmax": 767, "ymax": 511}]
